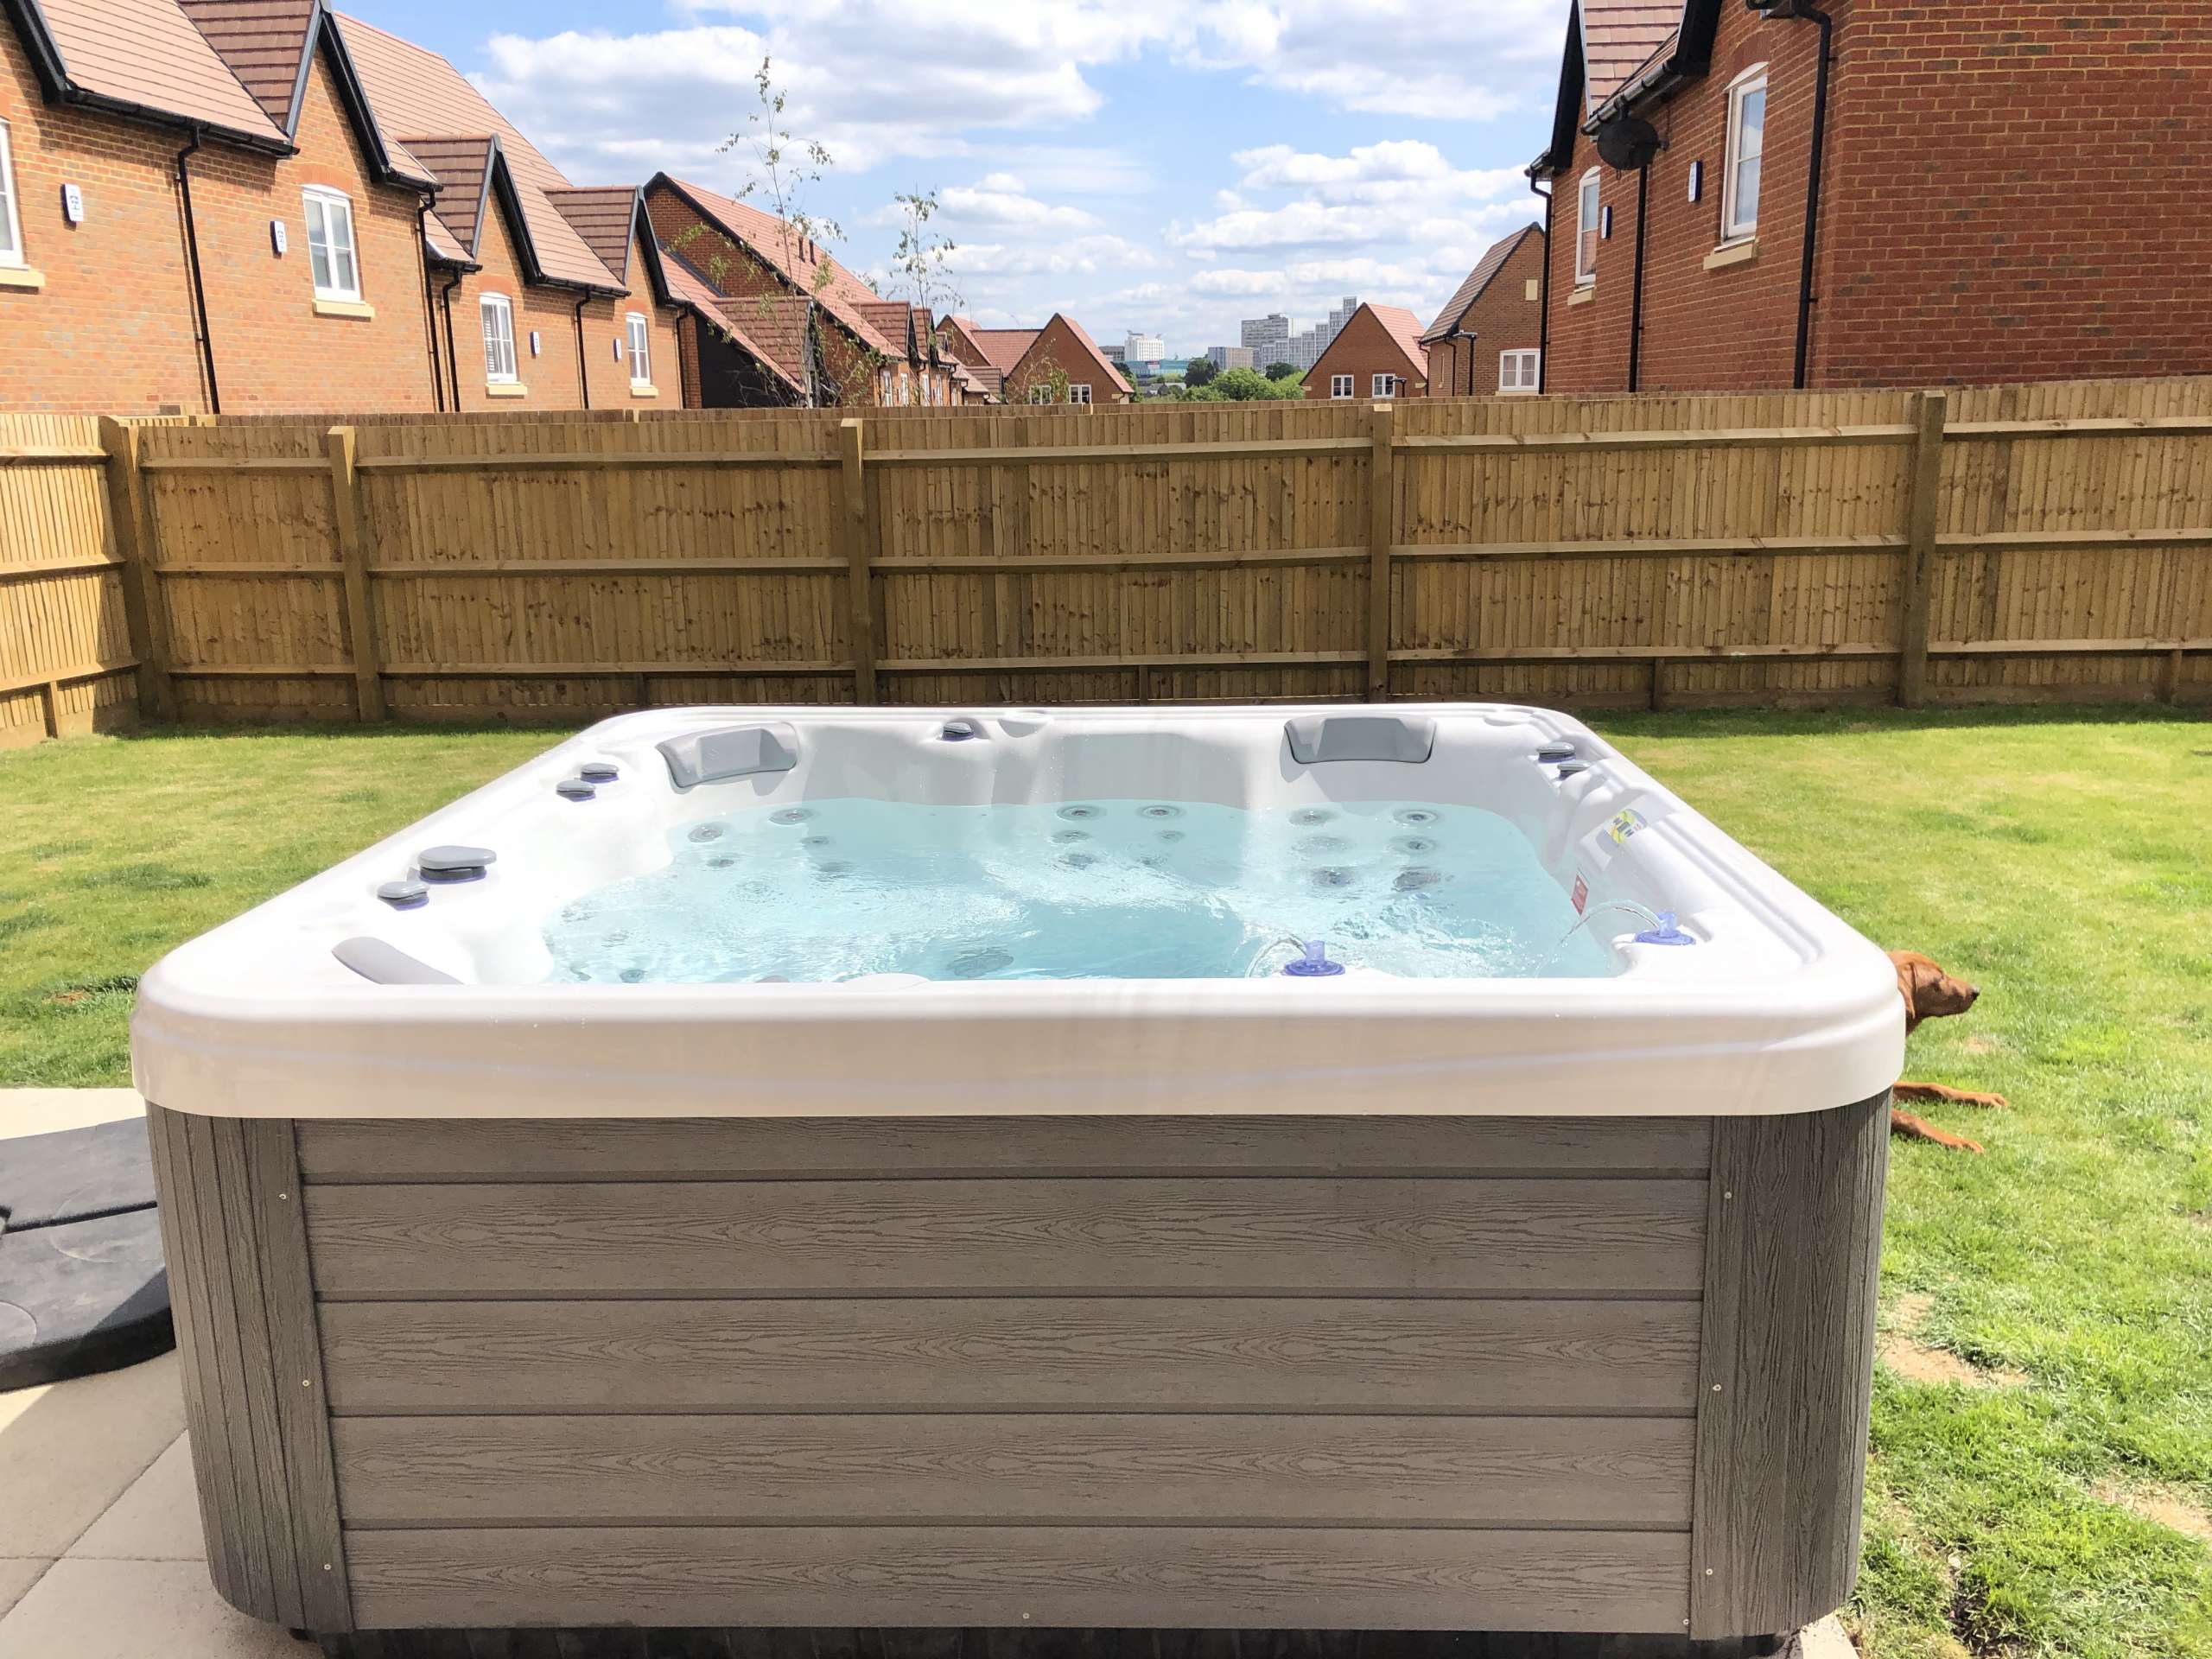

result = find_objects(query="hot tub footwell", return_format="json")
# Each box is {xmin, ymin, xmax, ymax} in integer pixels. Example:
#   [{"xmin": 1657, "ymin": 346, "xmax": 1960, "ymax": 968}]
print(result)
[{"xmin": 149, "ymin": 1099, "xmax": 1885, "ymax": 1645}]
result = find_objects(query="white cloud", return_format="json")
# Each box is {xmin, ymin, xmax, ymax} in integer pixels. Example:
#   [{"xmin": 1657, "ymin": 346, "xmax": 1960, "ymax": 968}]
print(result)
[
  {"xmin": 939, "ymin": 182, "xmax": 1103, "ymax": 231},
  {"xmin": 945, "ymin": 235, "xmax": 1161, "ymax": 276},
  {"xmin": 1232, "ymin": 140, "xmax": 1525, "ymax": 205}
]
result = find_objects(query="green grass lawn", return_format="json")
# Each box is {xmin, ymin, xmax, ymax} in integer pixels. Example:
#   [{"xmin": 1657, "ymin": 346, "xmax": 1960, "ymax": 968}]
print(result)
[{"xmin": 3, "ymin": 709, "xmax": 2208, "ymax": 1657}]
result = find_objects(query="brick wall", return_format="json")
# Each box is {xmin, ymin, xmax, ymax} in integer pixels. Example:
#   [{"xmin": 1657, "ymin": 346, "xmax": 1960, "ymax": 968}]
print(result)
[
  {"xmin": 1815, "ymin": 0, "xmax": 2212, "ymax": 386},
  {"xmin": 1541, "ymin": 0, "xmax": 2212, "ymax": 393},
  {"xmin": 187, "ymin": 43, "xmax": 437, "ymax": 414},
  {"xmin": 1426, "ymin": 232, "xmax": 1548, "ymax": 397},
  {"xmin": 573, "ymin": 223, "xmax": 685, "ymax": 410},
  {"xmin": 1303, "ymin": 308, "xmax": 1427, "ymax": 400},
  {"xmin": 1005, "ymin": 316, "xmax": 1125, "ymax": 404},
  {"xmin": 433, "ymin": 190, "xmax": 588, "ymax": 412},
  {"xmin": 0, "ymin": 29, "xmax": 211, "ymax": 413}
]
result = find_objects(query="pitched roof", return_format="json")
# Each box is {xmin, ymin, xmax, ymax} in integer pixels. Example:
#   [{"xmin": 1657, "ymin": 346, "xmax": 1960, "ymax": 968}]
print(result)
[
  {"xmin": 399, "ymin": 136, "xmax": 495, "ymax": 254},
  {"xmin": 1314, "ymin": 303, "xmax": 1429, "ymax": 385},
  {"xmin": 175, "ymin": 0, "xmax": 315, "ymax": 126},
  {"xmin": 969, "ymin": 328, "xmax": 1039, "ymax": 376},
  {"xmin": 935, "ymin": 315, "xmax": 993, "ymax": 370},
  {"xmin": 1422, "ymin": 225, "xmax": 1543, "ymax": 344},
  {"xmin": 1051, "ymin": 314, "xmax": 1135, "ymax": 397},
  {"xmin": 334, "ymin": 11, "xmax": 621, "ymax": 291},
  {"xmin": 856, "ymin": 301, "xmax": 917, "ymax": 357},
  {"xmin": 1581, "ymin": 0, "xmax": 1681, "ymax": 111},
  {"xmin": 421, "ymin": 211, "xmax": 473, "ymax": 268},
  {"xmin": 660, "ymin": 255, "xmax": 806, "ymax": 399},
  {"xmin": 545, "ymin": 187, "xmax": 641, "ymax": 284},
  {"xmin": 653, "ymin": 177, "xmax": 895, "ymax": 358},
  {"xmin": 22, "ymin": 0, "xmax": 291, "ymax": 148}
]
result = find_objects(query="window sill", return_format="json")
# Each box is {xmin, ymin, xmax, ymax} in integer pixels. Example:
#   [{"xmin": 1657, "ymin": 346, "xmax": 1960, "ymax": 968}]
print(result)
[
  {"xmin": 1704, "ymin": 238, "xmax": 1758, "ymax": 270},
  {"xmin": 1567, "ymin": 284, "xmax": 1595, "ymax": 306},
  {"xmin": 0, "ymin": 265, "xmax": 47, "ymax": 291},
  {"xmin": 628, "ymin": 383, "xmax": 658, "ymax": 398},
  {"xmin": 484, "ymin": 382, "xmax": 526, "ymax": 398},
  {"xmin": 313, "ymin": 296, "xmax": 374, "ymax": 319}
]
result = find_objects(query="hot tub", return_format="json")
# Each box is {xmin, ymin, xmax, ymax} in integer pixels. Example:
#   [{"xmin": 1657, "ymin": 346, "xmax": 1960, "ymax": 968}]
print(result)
[{"xmin": 133, "ymin": 703, "xmax": 1899, "ymax": 1654}]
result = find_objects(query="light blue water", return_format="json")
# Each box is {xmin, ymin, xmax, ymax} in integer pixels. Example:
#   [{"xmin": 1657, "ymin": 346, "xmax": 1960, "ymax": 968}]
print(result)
[{"xmin": 542, "ymin": 799, "xmax": 1617, "ymax": 985}]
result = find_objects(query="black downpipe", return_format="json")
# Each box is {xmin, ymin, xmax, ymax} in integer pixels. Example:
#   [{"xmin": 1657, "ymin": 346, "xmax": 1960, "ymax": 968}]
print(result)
[
  {"xmin": 174, "ymin": 133, "xmax": 220, "ymax": 415},
  {"xmin": 573, "ymin": 296, "xmax": 593, "ymax": 410},
  {"xmin": 1768, "ymin": 0, "xmax": 1836, "ymax": 389},
  {"xmin": 1626, "ymin": 162, "xmax": 1651, "ymax": 392},
  {"xmin": 440, "ymin": 270, "xmax": 463, "ymax": 410},
  {"xmin": 1529, "ymin": 177, "xmax": 1553, "ymax": 392},
  {"xmin": 416, "ymin": 199, "xmax": 446, "ymax": 411}
]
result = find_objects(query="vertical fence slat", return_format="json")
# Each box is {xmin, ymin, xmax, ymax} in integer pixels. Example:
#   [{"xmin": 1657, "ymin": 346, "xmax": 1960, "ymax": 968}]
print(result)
[
  {"xmin": 1367, "ymin": 401, "xmax": 1395, "ymax": 702},
  {"xmin": 325, "ymin": 427, "xmax": 387, "ymax": 721},
  {"xmin": 1896, "ymin": 390, "xmax": 1948, "ymax": 709},
  {"xmin": 97, "ymin": 416, "xmax": 177, "ymax": 721},
  {"xmin": 840, "ymin": 417, "xmax": 878, "ymax": 703}
]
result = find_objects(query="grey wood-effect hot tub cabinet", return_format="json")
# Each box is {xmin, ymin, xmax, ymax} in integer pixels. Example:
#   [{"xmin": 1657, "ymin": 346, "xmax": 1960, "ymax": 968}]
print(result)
[{"xmin": 146, "ymin": 1097, "xmax": 1887, "ymax": 1650}]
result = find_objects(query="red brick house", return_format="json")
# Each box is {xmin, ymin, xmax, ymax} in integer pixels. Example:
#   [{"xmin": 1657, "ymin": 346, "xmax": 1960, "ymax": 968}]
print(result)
[
  {"xmin": 0, "ymin": 0, "xmax": 686, "ymax": 414},
  {"xmin": 1303, "ymin": 303, "xmax": 1429, "ymax": 401},
  {"xmin": 1421, "ymin": 225, "xmax": 1546, "ymax": 397},
  {"xmin": 644, "ymin": 175, "xmax": 949, "ymax": 408},
  {"xmin": 933, "ymin": 316, "xmax": 1001, "ymax": 403},
  {"xmin": 1530, "ymin": 0, "xmax": 2212, "ymax": 393},
  {"xmin": 994, "ymin": 315, "xmax": 1132, "ymax": 404}
]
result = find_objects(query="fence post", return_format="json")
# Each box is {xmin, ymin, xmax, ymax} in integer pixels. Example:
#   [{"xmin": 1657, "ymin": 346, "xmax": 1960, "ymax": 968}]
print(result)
[
  {"xmin": 1896, "ymin": 390, "xmax": 1947, "ymax": 709},
  {"xmin": 326, "ymin": 426, "xmax": 387, "ymax": 721},
  {"xmin": 1367, "ymin": 401, "xmax": 1395, "ymax": 702},
  {"xmin": 96, "ymin": 416, "xmax": 177, "ymax": 721},
  {"xmin": 37, "ymin": 679, "xmax": 61, "ymax": 741},
  {"xmin": 839, "ymin": 417, "xmax": 878, "ymax": 704}
]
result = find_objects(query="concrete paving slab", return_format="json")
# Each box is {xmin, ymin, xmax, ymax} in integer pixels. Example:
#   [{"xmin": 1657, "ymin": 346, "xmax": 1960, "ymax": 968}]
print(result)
[
  {"xmin": 0, "ymin": 1563, "xmax": 45, "ymax": 1626},
  {"xmin": 1800, "ymin": 1616, "xmax": 1856, "ymax": 1657},
  {"xmin": 0, "ymin": 1558, "xmax": 301, "ymax": 1659},
  {"xmin": 67, "ymin": 1434, "xmax": 200, "ymax": 1561},
  {"xmin": 0, "ymin": 1090, "xmax": 143, "ymax": 1140},
  {"xmin": 0, "ymin": 1352, "xmax": 182, "ymax": 1558}
]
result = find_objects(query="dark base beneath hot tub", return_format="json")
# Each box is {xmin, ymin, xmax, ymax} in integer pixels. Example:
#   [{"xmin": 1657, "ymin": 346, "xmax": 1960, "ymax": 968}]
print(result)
[{"xmin": 315, "ymin": 1629, "xmax": 1802, "ymax": 1659}]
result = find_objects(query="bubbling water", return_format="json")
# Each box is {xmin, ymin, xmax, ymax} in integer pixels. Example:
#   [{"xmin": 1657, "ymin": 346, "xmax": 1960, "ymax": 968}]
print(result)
[{"xmin": 541, "ymin": 799, "xmax": 1618, "ymax": 985}]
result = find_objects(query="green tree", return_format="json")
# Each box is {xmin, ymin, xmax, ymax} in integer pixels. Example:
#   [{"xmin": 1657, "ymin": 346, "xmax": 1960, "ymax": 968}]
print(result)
[
  {"xmin": 1211, "ymin": 365, "xmax": 1302, "ymax": 401},
  {"xmin": 1183, "ymin": 356, "xmax": 1218, "ymax": 387},
  {"xmin": 1265, "ymin": 360, "xmax": 1298, "ymax": 380}
]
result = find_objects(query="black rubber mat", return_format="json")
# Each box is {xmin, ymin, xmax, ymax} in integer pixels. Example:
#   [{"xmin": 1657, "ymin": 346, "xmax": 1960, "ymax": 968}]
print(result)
[
  {"xmin": 0, "ymin": 1116, "xmax": 173, "ymax": 1391},
  {"xmin": 0, "ymin": 1116, "xmax": 157, "ymax": 1232}
]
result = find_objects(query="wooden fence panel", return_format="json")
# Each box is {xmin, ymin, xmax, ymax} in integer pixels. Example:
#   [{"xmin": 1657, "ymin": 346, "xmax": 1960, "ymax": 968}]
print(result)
[
  {"xmin": 0, "ymin": 413, "xmax": 137, "ymax": 746},
  {"xmin": 2, "ymin": 375, "xmax": 2205, "ymax": 742}
]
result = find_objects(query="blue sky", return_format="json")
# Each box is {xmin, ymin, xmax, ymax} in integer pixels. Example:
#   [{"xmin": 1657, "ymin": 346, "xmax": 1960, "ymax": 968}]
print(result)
[{"xmin": 353, "ymin": 0, "xmax": 1571, "ymax": 354}]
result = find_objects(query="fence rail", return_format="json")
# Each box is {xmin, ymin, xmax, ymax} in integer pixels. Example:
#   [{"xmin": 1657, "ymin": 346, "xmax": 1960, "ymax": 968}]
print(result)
[{"xmin": 2, "ymin": 375, "xmax": 2208, "ymax": 743}]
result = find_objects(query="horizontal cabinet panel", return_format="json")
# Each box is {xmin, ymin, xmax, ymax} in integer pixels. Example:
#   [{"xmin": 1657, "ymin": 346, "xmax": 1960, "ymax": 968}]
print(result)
[
  {"xmin": 333, "ymin": 1412, "xmax": 1694, "ymax": 1529},
  {"xmin": 345, "ymin": 1524, "xmax": 1690, "ymax": 1633},
  {"xmin": 296, "ymin": 1116, "xmax": 1713, "ymax": 1183},
  {"xmin": 305, "ymin": 1178, "xmax": 1707, "ymax": 1298},
  {"xmin": 319, "ymin": 1297, "xmax": 1701, "ymax": 1415}
]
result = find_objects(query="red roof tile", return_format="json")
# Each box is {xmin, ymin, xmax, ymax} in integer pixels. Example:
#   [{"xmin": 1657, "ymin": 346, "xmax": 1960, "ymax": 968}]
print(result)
[
  {"xmin": 399, "ymin": 137, "xmax": 494, "ymax": 254},
  {"xmin": 657, "ymin": 177, "xmax": 895, "ymax": 357},
  {"xmin": 1581, "ymin": 0, "xmax": 1681, "ymax": 112},
  {"xmin": 661, "ymin": 257, "xmax": 805, "ymax": 398},
  {"xmin": 545, "ymin": 187, "xmax": 640, "ymax": 284},
  {"xmin": 175, "ymin": 0, "xmax": 314, "ymax": 126},
  {"xmin": 969, "ymin": 328, "xmax": 1039, "ymax": 376},
  {"xmin": 334, "ymin": 12, "xmax": 621, "ymax": 291},
  {"xmin": 35, "ymin": 0, "xmax": 289, "ymax": 145},
  {"xmin": 1052, "ymin": 314, "xmax": 1135, "ymax": 397}
]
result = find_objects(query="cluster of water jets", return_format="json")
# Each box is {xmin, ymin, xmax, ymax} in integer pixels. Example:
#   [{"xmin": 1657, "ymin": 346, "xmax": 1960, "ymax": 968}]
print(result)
[{"xmin": 1260, "ymin": 899, "xmax": 1681, "ymax": 978}]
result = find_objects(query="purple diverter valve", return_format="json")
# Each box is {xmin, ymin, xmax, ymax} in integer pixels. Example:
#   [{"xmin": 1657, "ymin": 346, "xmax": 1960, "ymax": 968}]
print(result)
[
  {"xmin": 1632, "ymin": 911, "xmax": 1697, "ymax": 946},
  {"xmin": 1282, "ymin": 939, "xmax": 1346, "ymax": 977}
]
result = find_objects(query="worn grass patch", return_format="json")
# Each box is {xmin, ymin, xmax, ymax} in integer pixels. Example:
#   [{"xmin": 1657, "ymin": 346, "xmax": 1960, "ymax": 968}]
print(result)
[{"xmin": 2, "ymin": 705, "xmax": 2208, "ymax": 1656}]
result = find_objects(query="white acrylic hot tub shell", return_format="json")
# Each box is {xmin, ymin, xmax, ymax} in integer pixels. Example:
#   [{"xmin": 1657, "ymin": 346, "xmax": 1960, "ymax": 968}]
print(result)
[{"xmin": 131, "ymin": 703, "xmax": 1904, "ymax": 1120}]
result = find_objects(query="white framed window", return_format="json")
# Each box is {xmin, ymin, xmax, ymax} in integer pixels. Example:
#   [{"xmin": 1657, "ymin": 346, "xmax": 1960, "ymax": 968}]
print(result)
[
  {"xmin": 1329, "ymin": 373, "xmax": 1354, "ymax": 398},
  {"xmin": 302, "ymin": 187, "xmax": 359, "ymax": 301},
  {"xmin": 479, "ymin": 293, "xmax": 518, "ymax": 383},
  {"xmin": 0, "ymin": 120, "xmax": 24, "ymax": 268},
  {"xmin": 626, "ymin": 313, "xmax": 652, "ymax": 386},
  {"xmin": 1576, "ymin": 167, "xmax": 1600, "ymax": 284},
  {"xmin": 1722, "ymin": 65, "xmax": 1767, "ymax": 241},
  {"xmin": 1370, "ymin": 372, "xmax": 1402, "ymax": 397},
  {"xmin": 1498, "ymin": 349, "xmax": 1541, "ymax": 393},
  {"xmin": 1068, "ymin": 383, "xmax": 1091, "ymax": 404},
  {"xmin": 1029, "ymin": 384, "xmax": 1053, "ymax": 404}
]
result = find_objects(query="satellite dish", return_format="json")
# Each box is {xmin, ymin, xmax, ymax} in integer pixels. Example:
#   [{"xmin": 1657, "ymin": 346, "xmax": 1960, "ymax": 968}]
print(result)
[{"xmin": 1595, "ymin": 113, "xmax": 1662, "ymax": 171}]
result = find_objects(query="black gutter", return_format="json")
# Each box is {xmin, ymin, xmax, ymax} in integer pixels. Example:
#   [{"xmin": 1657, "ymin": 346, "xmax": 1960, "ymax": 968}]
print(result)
[
  {"xmin": 1530, "ymin": 180, "xmax": 1554, "ymax": 391},
  {"xmin": 416, "ymin": 199, "xmax": 446, "ymax": 411},
  {"xmin": 1626, "ymin": 162, "xmax": 1650, "ymax": 392},
  {"xmin": 1758, "ymin": 0, "xmax": 1835, "ymax": 389},
  {"xmin": 173, "ymin": 132, "xmax": 220, "ymax": 415},
  {"xmin": 573, "ymin": 296, "xmax": 593, "ymax": 410},
  {"xmin": 440, "ymin": 270, "xmax": 464, "ymax": 409}
]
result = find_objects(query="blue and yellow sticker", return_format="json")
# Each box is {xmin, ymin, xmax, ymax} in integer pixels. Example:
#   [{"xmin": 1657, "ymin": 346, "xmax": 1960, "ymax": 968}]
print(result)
[{"xmin": 1605, "ymin": 808, "xmax": 1649, "ymax": 847}]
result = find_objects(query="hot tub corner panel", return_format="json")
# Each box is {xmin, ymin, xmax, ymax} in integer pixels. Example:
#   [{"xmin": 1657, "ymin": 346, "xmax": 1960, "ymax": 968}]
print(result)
[
  {"xmin": 149, "ymin": 1098, "xmax": 1887, "ymax": 1645},
  {"xmin": 146, "ymin": 1105, "xmax": 352, "ymax": 1636}
]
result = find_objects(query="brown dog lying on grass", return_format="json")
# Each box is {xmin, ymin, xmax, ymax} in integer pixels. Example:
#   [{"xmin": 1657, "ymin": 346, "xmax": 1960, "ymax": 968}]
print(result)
[{"xmin": 1890, "ymin": 950, "xmax": 2010, "ymax": 1153}]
